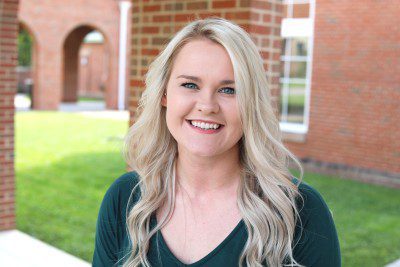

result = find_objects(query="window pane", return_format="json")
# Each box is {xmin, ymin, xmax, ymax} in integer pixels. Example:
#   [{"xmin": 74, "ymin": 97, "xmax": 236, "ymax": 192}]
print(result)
[
  {"xmin": 291, "ymin": 38, "xmax": 307, "ymax": 56},
  {"xmin": 281, "ymin": 38, "xmax": 286, "ymax": 56},
  {"xmin": 289, "ymin": 61, "xmax": 307, "ymax": 78},
  {"xmin": 279, "ymin": 85, "xmax": 287, "ymax": 121},
  {"xmin": 281, "ymin": 38, "xmax": 308, "ymax": 57},
  {"xmin": 280, "ymin": 61, "xmax": 286, "ymax": 77},
  {"xmin": 287, "ymin": 85, "xmax": 305, "ymax": 123}
]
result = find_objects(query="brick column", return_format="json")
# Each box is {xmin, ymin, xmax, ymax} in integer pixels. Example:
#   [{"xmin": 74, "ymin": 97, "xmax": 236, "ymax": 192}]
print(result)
[
  {"xmin": 0, "ymin": 0, "xmax": 18, "ymax": 230},
  {"xmin": 128, "ymin": 0, "xmax": 283, "ymax": 124}
]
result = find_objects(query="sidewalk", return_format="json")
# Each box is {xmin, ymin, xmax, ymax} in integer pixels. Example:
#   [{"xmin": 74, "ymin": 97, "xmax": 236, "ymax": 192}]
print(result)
[
  {"xmin": 15, "ymin": 94, "xmax": 130, "ymax": 121},
  {"xmin": 15, "ymin": 93, "xmax": 107, "ymax": 112},
  {"xmin": 0, "ymin": 230, "xmax": 90, "ymax": 267}
]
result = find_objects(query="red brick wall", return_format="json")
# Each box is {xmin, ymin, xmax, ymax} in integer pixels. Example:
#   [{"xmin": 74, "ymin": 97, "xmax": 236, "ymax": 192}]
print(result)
[
  {"xmin": 128, "ymin": 0, "xmax": 283, "ymax": 123},
  {"xmin": 0, "ymin": 0, "xmax": 18, "ymax": 230},
  {"xmin": 286, "ymin": 1, "xmax": 400, "ymax": 186},
  {"xmin": 18, "ymin": 0, "xmax": 122, "ymax": 109}
]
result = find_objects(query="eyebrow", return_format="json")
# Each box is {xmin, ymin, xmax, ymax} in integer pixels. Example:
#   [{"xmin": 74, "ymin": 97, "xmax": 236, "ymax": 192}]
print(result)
[{"xmin": 177, "ymin": 75, "xmax": 235, "ymax": 85}]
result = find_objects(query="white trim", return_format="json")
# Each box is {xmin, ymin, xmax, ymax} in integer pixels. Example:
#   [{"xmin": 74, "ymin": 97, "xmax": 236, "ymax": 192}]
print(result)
[
  {"xmin": 279, "ymin": 122, "xmax": 308, "ymax": 134},
  {"xmin": 279, "ymin": 0, "xmax": 315, "ymax": 133},
  {"xmin": 117, "ymin": 1, "xmax": 132, "ymax": 111},
  {"xmin": 281, "ymin": 55, "xmax": 308, "ymax": 62},
  {"xmin": 283, "ymin": 0, "xmax": 310, "ymax": 4},
  {"xmin": 281, "ymin": 18, "xmax": 313, "ymax": 37},
  {"xmin": 286, "ymin": 0, "xmax": 294, "ymax": 18},
  {"xmin": 281, "ymin": 38, "xmax": 292, "ymax": 121},
  {"xmin": 279, "ymin": 77, "xmax": 307, "ymax": 84},
  {"xmin": 303, "ymin": 0, "xmax": 316, "ymax": 132}
]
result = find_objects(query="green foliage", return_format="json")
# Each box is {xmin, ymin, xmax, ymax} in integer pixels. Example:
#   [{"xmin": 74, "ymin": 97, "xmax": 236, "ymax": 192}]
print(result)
[
  {"xmin": 18, "ymin": 28, "xmax": 32, "ymax": 66},
  {"xmin": 16, "ymin": 112, "xmax": 400, "ymax": 265}
]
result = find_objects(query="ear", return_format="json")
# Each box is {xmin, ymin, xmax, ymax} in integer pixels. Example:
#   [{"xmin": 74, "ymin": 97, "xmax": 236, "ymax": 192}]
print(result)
[{"xmin": 161, "ymin": 93, "xmax": 167, "ymax": 107}]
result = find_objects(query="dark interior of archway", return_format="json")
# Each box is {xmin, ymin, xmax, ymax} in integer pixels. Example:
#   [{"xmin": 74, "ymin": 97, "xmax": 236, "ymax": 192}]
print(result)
[{"xmin": 62, "ymin": 26, "xmax": 96, "ymax": 103}]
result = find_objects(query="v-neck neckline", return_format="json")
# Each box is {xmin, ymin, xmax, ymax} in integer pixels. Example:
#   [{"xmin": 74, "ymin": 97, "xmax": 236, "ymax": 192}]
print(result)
[{"xmin": 154, "ymin": 216, "xmax": 244, "ymax": 266}]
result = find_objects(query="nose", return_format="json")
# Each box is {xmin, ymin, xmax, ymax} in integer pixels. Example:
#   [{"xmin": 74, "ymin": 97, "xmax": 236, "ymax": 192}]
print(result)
[{"xmin": 196, "ymin": 91, "xmax": 220, "ymax": 114}]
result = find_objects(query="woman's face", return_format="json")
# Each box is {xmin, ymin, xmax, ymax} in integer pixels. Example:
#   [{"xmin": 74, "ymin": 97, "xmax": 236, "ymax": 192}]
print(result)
[{"xmin": 162, "ymin": 38, "xmax": 243, "ymax": 159}]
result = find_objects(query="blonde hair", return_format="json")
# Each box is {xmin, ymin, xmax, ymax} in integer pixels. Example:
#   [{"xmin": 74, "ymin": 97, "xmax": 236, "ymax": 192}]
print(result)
[{"xmin": 123, "ymin": 17, "xmax": 304, "ymax": 267}]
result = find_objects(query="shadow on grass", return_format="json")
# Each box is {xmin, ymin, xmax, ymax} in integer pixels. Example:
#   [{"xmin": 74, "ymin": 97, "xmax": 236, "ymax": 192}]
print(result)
[{"xmin": 16, "ymin": 150, "xmax": 127, "ymax": 262}]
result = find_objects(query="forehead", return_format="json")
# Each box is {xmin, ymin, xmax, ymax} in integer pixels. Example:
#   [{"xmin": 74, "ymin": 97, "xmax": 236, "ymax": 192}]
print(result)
[{"xmin": 170, "ymin": 39, "xmax": 235, "ymax": 79}]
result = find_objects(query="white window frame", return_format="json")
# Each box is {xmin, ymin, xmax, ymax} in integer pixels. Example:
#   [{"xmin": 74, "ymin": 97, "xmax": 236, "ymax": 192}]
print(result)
[
  {"xmin": 279, "ymin": 0, "xmax": 315, "ymax": 134},
  {"xmin": 283, "ymin": 0, "xmax": 310, "ymax": 4}
]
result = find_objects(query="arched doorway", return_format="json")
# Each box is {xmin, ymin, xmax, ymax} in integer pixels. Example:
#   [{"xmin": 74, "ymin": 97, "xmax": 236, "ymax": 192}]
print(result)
[
  {"xmin": 78, "ymin": 31, "xmax": 108, "ymax": 102},
  {"xmin": 62, "ymin": 25, "xmax": 110, "ymax": 109}
]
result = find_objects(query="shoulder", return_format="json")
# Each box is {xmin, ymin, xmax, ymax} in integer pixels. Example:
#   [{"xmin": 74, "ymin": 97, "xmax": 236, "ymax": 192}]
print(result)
[
  {"xmin": 291, "ymin": 177, "xmax": 334, "ymax": 220},
  {"xmin": 292, "ymin": 179, "xmax": 341, "ymax": 266},
  {"xmin": 101, "ymin": 171, "xmax": 141, "ymax": 214},
  {"xmin": 105, "ymin": 171, "xmax": 140, "ymax": 198},
  {"xmin": 107, "ymin": 171, "xmax": 140, "ymax": 193},
  {"xmin": 297, "ymin": 180, "xmax": 332, "ymax": 216},
  {"xmin": 93, "ymin": 171, "xmax": 141, "ymax": 265}
]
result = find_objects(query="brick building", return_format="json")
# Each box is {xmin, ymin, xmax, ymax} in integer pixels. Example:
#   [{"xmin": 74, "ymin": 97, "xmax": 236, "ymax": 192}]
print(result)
[
  {"xmin": 280, "ymin": 0, "xmax": 399, "ymax": 186},
  {"xmin": 0, "ymin": 0, "xmax": 18, "ymax": 230},
  {"xmin": 127, "ymin": 0, "xmax": 399, "ymax": 187},
  {"xmin": 1, "ymin": 0, "xmax": 399, "ymax": 232},
  {"xmin": 18, "ymin": 0, "xmax": 131, "ymax": 109}
]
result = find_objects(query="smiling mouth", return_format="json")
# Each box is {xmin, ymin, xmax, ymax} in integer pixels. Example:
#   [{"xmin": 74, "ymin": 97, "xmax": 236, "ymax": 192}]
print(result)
[{"xmin": 187, "ymin": 120, "xmax": 223, "ymax": 130}]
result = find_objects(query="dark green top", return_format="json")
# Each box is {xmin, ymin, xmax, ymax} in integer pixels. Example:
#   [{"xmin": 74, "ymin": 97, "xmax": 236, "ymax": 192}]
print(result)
[{"xmin": 93, "ymin": 172, "xmax": 341, "ymax": 267}]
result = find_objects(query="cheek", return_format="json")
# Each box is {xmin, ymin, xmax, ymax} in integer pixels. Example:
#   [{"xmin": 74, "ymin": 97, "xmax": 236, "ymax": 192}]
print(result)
[
  {"xmin": 228, "ymin": 106, "xmax": 244, "ymax": 141},
  {"xmin": 166, "ymin": 93, "xmax": 192, "ymax": 119},
  {"xmin": 225, "ymin": 102, "xmax": 242, "ymax": 127},
  {"xmin": 164, "ymin": 110, "xmax": 178, "ymax": 143},
  {"xmin": 164, "ymin": 99, "xmax": 188, "ymax": 137},
  {"xmin": 233, "ymin": 127, "xmax": 244, "ymax": 144}
]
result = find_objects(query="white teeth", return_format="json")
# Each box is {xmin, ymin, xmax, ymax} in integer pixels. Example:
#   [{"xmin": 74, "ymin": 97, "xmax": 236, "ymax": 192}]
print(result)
[{"xmin": 190, "ymin": 120, "xmax": 221, "ymax": 130}]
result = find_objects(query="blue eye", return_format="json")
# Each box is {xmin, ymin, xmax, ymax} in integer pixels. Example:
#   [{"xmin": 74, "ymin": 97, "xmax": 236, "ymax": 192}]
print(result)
[
  {"xmin": 219, "ymin": 87, "xmax": 235, "ymax": 95},
  {"xmin": 181, "ymin": 83, "xmax": 198, "ymax": 89}
]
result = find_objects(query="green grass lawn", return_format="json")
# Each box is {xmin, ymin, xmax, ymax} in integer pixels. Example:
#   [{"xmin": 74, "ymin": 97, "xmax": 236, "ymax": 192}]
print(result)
[
  {"xmin": 15, "ymin": 112, "xmax": 400, "ymax": 265},
  {"xmin": 78, "ymin": 96, "xmax": 104, "ymax": 102},
  {"xmin": 16, "ymin": 111, "xmax": 128, "ymax": 262}
]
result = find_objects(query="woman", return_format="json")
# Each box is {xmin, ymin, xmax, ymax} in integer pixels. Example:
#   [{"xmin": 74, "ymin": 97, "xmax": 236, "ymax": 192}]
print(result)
[{"xmin": 93, "ymin": 18, "xmax": 341, "ymax": 267}]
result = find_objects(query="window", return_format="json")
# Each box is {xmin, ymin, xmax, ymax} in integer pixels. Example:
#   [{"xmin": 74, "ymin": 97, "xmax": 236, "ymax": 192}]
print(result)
[{"xmin": 279, "ymin": 0, "xmax": 315, "ymax": 134}]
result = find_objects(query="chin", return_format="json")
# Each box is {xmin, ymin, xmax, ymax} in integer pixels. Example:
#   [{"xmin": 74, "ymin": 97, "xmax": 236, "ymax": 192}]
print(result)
[
  {"xmin": 189, "ymin": 149, "xmax": 220, "ymax": 158},
  {"xmin": 181, "ymin": 144, "xmax": 222, "ymax": 158}
]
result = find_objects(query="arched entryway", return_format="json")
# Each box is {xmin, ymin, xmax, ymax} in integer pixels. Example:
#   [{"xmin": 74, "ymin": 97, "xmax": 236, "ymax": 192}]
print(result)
[{"xmin": 62, "ymin": 25, "xmax": 111, "ymax": 107}]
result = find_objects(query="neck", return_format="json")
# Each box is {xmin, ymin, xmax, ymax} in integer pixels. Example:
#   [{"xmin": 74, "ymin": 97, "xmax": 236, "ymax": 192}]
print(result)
[{"xmin": 175, "ymin": 146, "xmax": 241, "ymax": 199}]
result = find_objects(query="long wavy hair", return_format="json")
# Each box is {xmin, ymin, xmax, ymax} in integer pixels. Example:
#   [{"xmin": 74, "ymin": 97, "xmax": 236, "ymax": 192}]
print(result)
[{"xmin": 123, "ymin": 17, "xmax": 304, "ymax": 267}]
